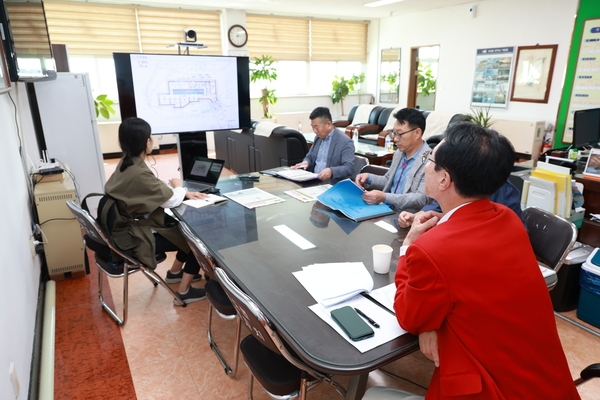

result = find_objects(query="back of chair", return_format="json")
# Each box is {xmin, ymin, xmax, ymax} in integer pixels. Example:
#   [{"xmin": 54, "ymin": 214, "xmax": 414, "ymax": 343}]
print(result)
[
  {"xmin": 178, "ymin": 221, "xmax": 218, "ymax": 280},
  {"xmin": 523, "ymin": 207, "xmax": 577, "ymax": 271},
  {"xmin": 361, "ymin": 164, "xmax": 388, "ymax": 176},
  {"xmin": 215, "ymin": 267, "xmax": 281, "ymax": 354},
  {"xmin": 352, "ymin": 155, "xmax": 369, "ymax": 180},
  {"xmin": 66, "ymin": 200, "xmax": 140, "ymax": 268}
]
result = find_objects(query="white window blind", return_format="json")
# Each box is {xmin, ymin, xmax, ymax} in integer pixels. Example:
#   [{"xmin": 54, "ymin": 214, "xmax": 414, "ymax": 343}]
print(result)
[
  {"xmin": 137, "ymin": 8, "xmax": 221, "ymax": 55},
  {"xmin": 44, "ymin": 3, "xmax": 221, "ymax": 56},
  {"xmin": 311, "ymin": 19, "xmax": 368, "ymax": 62},
  {"xmin": 5, "ymin": 3, "xmax": 53, "ymax": 55},
  {"xmin": 246, "ymin": 15, "xmax": 309, "ymax": 61},
  {"xmin": 44, "ymin": 3, "xmax": 140, "ymax": 56}
]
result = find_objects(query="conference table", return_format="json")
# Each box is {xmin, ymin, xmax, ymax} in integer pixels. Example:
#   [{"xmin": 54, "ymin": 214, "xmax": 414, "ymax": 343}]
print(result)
[{"xmin": 173, "ymin": 175, "xmax": 419, "ymax": 400}]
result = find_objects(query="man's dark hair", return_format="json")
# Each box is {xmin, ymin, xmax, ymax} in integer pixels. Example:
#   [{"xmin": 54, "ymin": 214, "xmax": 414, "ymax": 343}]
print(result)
[
  {"xmin": 118, "ymin": 117, "xmax": 151, "ymax": 172},
  {"xmin": 310, "ymin": 107, "xmax": 332, "ymax": 122},
  {"xmin": 393, "ymin": 108, "xmax": 426, "ymax": 133},
  {"xmin": 434, "ymin": 122, "xmax": 514, "ymax": 198}
]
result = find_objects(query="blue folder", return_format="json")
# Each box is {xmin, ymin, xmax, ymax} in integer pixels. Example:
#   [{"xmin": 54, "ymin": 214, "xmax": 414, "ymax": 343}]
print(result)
[{"xmin": 317, "ymin": 179, "xmax": 395, "ymax": 222}]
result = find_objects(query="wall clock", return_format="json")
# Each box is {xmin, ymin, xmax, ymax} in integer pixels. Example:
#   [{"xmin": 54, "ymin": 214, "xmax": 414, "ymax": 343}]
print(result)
[{"xmin": 228, "ymin": 25, "xmax": 248, "ymax": 48}]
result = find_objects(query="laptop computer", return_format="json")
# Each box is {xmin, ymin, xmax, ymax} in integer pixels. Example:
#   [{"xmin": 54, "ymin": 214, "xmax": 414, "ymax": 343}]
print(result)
[{"xmin": 183, "ymin": 156, "xmax": 225, "ymax": 192}]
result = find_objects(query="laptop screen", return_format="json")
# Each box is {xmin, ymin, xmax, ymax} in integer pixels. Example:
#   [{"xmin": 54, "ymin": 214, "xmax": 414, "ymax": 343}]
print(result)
[{"xmin": 186, "ymin": 157, "xmax": 225, "ymax": 184}]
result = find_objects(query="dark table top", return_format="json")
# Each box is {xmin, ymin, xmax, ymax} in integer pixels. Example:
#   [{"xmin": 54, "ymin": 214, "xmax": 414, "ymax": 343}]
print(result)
[{"xmin": 173, "ymin": 175, "xmax": 419, "ymax": 376}]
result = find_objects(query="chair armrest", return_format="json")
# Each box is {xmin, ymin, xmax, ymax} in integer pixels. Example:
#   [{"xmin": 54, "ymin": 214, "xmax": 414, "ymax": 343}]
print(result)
[
  {"xmin": 333, "ymin": 120, "xmax": 351, "ymax": 128},
  {"xmin": 345, "ymin": 124, "xmax": 383, "ymax": 137},
  {"xmin": 576, "ymin": 363, "xmax": 600, "ymax": 385},
  {"xmin": 377, "ymin": 131, "xmax": 391, "ymax": 147}
]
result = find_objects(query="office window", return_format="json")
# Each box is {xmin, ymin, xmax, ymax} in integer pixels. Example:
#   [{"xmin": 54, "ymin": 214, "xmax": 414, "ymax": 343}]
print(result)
[
  {"xmin": 44, "ymin": 3, "xmax": 140, "ymax": 56},
  {"xmin": 45, "ymin": 2, "xmax": 221, "ymax": 56},
  {"xmin": 311, "ymin": 19, "xmax": 368, "ymax": 62},
  {"xmin": 137, "ymin": 8, "xmax": 221, "ymax": 55},
  {"xmin": 69, "ymin": 57, "xmax": 118, "ymax": 101},
  {"xmin": 310, "ymin": 61, "xmax": 363, "ymax": 95},
  {"xmin": 246, "ymin": 15, "xmax": 310, "ymax": 61}
]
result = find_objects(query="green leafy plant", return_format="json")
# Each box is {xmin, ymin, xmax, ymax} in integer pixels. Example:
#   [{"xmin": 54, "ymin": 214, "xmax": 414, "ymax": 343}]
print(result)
[
  {"xmin": 250, "ymin": 55, "xmax": 278, "ymax": 119},
  {"xmin": 417, "ymin": 64, "xmax": 436, "ymax": 96},
  {"xmin": 331, "ymin": 73, "xmax": 364, "ymax": 115},
  {"xmin": 94, "ymin": 94, "xmax": 116, "ymax": 119},
  {"xmin": 467, "ymin": 106, "xmax": 494, "ymax": 128}
]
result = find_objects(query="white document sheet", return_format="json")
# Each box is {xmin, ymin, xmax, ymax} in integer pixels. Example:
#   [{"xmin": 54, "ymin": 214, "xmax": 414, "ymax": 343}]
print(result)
[
  {"xmin": 293, "ymin": 262, "xmax": 373, "ymax": 307},
  {"xmin": 223, "ymin": 187, "xmax": 285, "ymax": 209},
  {"xmin": 309, "ymin": 291, "xmax": 406, "ymax": 353},
  {"xmin": 284, "ymin": 184, "xmax": 332, "ymax": 202}
]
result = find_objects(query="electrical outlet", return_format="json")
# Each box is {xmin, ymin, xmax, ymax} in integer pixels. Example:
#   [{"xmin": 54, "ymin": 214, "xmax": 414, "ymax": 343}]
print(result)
[
  {"xmin": 9, "ymin": 362, "xmax": 20, "ymax": 397},
  {"xmin": 29, "ymin": 236, "xmax": 37, "ymax": 257}
]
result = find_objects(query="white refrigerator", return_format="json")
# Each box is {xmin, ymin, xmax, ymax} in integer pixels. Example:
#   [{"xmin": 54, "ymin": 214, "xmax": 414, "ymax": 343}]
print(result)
[{"xmin": 33, "ymin": 72, "xmax": 106, "ymax": 212}]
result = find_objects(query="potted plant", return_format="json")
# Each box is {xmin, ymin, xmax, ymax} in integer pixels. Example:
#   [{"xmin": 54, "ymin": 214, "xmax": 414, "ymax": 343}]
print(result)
[
  {"xmin": 250, "ymin": 55, "xmax": 278, "ymax": 119},
  {"xmin": 331, "ymin": 73, "xmax": 363, "ymax": 116},
  {"xmin": 467, "ymin": 105, "xmax": 494, "ymax": 128},
  {"xmin": 94, "ymin": 94, "xmax": 116, "ymax": 120},
  {"xmin": 417, "ymin": 64, "xmax": 436, "ymax": 96}
]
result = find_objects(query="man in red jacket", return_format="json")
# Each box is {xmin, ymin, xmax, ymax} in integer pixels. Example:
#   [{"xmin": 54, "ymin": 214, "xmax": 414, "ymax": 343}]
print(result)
[{"xmin": 364, "ymin": 122, "xmax": 579, "ymax": 399}]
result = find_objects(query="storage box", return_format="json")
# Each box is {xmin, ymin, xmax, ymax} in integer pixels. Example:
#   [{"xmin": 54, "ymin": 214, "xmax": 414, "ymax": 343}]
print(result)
[
  {"xmin": 551, "ymin": 243, "xmax": 592, "ymax": 312},
  {"xmin": 576, "ymin": 248, "xmax": 600, "ymax": 328}
]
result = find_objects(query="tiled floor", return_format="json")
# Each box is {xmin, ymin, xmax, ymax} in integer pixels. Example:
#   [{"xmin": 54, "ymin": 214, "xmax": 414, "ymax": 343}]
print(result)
[{"xmin": 54, "ymin": 151, "xmax": 600, "ymax": 399}]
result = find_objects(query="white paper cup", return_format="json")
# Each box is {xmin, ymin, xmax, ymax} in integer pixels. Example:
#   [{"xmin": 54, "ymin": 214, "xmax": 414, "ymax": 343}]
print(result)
[{"xmin": 372, "ymin": 244, "xmax": 393, "ymax": 274}]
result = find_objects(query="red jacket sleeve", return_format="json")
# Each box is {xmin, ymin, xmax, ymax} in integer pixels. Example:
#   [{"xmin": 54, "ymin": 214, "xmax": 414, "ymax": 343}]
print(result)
[{"xmin": 394, "ymin": 243, "xmax": 452, "ymax": 334}]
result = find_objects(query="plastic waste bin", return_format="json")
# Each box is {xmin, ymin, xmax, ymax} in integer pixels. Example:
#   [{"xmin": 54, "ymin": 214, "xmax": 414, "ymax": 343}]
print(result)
[
  {"xmin": 550, "ymin": 243, "xmax": 592, "ymax": 312},
  {"xmin": 576, "ymin": 247, "xmax": 600, "ymax": 328}
]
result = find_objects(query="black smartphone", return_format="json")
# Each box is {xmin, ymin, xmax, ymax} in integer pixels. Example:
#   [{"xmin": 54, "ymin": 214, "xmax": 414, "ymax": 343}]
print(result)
[{"xmin": 330, "ymin": 306, "xmax": 374, "ymax": 341}]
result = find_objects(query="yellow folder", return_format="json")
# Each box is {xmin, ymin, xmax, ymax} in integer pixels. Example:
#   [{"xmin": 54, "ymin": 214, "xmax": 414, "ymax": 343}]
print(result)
[{"xmin": 530, "ymin": 167, "xmax": 570, "ymax": 218}]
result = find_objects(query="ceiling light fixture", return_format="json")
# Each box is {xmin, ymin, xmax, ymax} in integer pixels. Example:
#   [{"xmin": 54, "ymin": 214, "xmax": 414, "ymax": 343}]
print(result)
[{"xmin": 364, "ymin": 0, "xmax": 405, "ymax": 7}]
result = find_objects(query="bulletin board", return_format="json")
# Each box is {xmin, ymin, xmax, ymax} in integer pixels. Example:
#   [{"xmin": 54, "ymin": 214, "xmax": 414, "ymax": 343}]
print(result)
[{"xmin": 555, "ymin": 0, "xmax": 600, "ymax": 146}]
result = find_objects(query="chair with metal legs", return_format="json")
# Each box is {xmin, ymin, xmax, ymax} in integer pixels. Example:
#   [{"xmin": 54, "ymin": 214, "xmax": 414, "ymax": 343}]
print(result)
[
  {"xmin": 215, "ymin": 267, "xmax": 346, "ymax": 400},
  {"xmin": 66, "ymin": 200, "xmax": 185, "ymax": 326},
  {"xmin": 179, "ymin": 221, "xmax": 241, "ymax": 376}
]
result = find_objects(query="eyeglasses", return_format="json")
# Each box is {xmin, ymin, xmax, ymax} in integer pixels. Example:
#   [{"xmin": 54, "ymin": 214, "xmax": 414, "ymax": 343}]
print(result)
[
  {"xmin": 422, "ymin": 151, "xmax": 453, "ymax": 181},
  {"xmin": 421, "ymin": 151, "xmax": 435, "ymax": 164},
  {"xmin": 390, "ymin": 127, "xmax": 417, "ymax": 138}
]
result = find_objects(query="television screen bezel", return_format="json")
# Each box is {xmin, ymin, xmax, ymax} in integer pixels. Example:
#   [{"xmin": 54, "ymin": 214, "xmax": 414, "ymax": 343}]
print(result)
[
  {"xmin": 0, "ymin": 0, "xmax": 56, "ymax": 82},
  {"xmin": 113, "ymin": 52, "xmax": 251, "ymax": 134},
  {"xmin": 573, "ymin": 107, "xmax": 600, "ymax": 149}
]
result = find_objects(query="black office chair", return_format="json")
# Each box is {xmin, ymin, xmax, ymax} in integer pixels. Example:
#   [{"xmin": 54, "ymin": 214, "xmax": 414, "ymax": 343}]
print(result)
[
  {"xmin": 214, "ymin": 267, "xmax": 346, "ymax": 400},
  {"xmin": 178, "ymin": 221, "xmax": 241, "ymax": 376},
  {"xmin": 523, "ymin": 207, "xmax": 577, "ymax": 279},
  {"xmin": 66, "ymin": 200, "xmax": 185, "ymax": 326}
]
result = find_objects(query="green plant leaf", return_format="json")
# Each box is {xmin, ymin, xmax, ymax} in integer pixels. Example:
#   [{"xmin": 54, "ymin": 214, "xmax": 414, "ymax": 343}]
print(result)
[{"xmin": 100, "ymin": 107, "xmax": 109, "ymax": 119}]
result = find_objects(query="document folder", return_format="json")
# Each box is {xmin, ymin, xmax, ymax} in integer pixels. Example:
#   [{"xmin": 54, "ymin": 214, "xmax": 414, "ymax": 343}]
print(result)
[{"xmin": 317, "ymin": 179, "xmax": 395, "ymax": 222}]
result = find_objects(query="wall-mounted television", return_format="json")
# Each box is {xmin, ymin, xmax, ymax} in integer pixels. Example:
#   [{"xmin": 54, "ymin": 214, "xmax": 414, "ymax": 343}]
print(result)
[
  {"xmin": 113, "ymin": 52, "xmax": 251, "ymax": 134},
  {"xmin": 573, "ymin": 107, "xmax": 600, "ymax": 149},
  {"xmin": 0, "ymin": 0, "xmax": 56, "ymax": 82}
]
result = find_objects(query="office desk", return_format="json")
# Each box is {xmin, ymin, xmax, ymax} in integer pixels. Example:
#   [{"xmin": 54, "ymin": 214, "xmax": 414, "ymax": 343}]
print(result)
[{"xmin": 173, "ymin": 176, "xmax": 418, "ymax": 400}]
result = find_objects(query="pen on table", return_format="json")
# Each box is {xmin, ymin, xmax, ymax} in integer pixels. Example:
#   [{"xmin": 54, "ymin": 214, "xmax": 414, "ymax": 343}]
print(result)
[
  {"xmin": 361, "ymin": 292, "xmax": 395, "ymax": 315},
  {"xmin": 354, "ymin": 307, "xmax": 380, "ymax": 328}
]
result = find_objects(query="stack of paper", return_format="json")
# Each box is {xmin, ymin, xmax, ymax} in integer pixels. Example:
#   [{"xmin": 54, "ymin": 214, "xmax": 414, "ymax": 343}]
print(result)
[
  {"xmin": 293, "ymin": 262, "xmax": 373, "ymax": 307},
  {"xmin": 525, "ymin": 161, "xmax": 572, "ymax": 218}
]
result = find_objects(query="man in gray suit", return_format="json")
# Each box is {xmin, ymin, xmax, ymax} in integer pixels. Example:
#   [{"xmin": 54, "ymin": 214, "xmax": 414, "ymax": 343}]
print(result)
[
  {"xmin": 292, "ymin": 107, "xmax": 354, "ymax": 182},
  {"xmin": 355, "ymin": 108, "xmax": 429, "ymax": 213}
]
